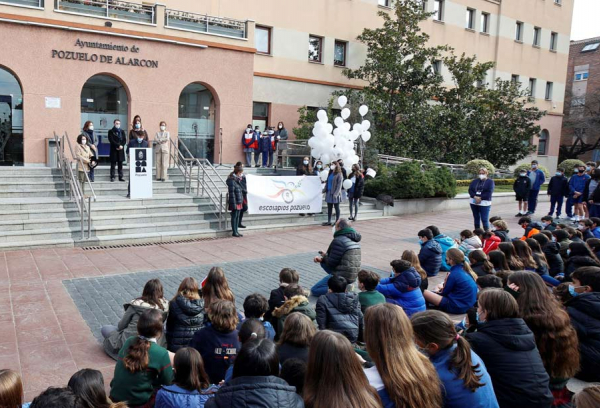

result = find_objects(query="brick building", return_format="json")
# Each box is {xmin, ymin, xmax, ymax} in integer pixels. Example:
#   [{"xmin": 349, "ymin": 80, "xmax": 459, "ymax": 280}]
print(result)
[{"xmin": 560, "ymin": 36, "xmax": 600, "ymax": 163}]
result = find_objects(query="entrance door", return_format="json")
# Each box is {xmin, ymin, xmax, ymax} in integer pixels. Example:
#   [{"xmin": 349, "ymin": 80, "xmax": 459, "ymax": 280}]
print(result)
[
  {"xmin": 178, "ymin": 83, "xmax": 216, "ymax": 162},
  {"xmin": 0, "ymin": 67, "xmax": 23, "ymax": 166}
]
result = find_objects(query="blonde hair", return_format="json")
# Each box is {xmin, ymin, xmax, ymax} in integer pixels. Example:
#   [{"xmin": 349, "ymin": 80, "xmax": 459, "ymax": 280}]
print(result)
[
  {"xmin": 573, "ymin": 385, "xmax": 600, "ymax": 408},
  {"xmin": 0, "ymin": 370, "xmax": 23, "ymax": 408}
]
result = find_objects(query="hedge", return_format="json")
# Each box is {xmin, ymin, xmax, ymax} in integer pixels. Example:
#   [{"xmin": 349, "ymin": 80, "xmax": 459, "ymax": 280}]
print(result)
[
  {"xmin": 464, "ymin": 159, "xmax": 495, "ymax": 176},
  {"xmin": 457, "ymin": 178, "xmax": 515, "ymax": 187},
  {"xmin": 364, "ymin": 161, "xmax": 457, "ymax": 199},
  {"xmin": 557, "ymin": 159, "xmax": 586, "ymax": 171},
  {"xmin": 513, "ymin": 163, "xmax": 550, "ymax": 178}
]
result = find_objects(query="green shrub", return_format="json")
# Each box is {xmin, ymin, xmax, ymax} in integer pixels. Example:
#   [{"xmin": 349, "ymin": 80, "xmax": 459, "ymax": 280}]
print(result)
[
  {"xmin": 457, "ymin": 178, "xmax": 515, "ymax": 187},
  {"xmin": 428, "ymin": 165, "xmax": 457, "ymax": 198},
  {"xmin": 513, "ymin": 163, "xmax": 549, "ymax": 178},
  {"xmin": 465, "ymin": 160, "xmax": 495, "ymax": 176},
  {"xmin": 557, "ymin": 159, "xmax": 585, "ymax": 172}
]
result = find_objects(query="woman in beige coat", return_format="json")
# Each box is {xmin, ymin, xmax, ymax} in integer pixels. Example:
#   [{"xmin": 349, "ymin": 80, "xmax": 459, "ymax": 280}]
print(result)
[
  {"xmin": 154, "ymin": 121, "xmax": 170, "ymax": 181},
  {"xmin": 76, "ymin": 133, "xmax": 93, "ymax": 195}
]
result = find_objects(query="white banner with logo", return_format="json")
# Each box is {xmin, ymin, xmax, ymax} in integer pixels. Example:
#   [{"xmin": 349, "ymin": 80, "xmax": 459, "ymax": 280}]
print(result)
[
  {"xmin": 130, "ymin": 148, "xmax": 153, "ymax": 199},
  {"xmin": 246, "ymin": 174, "xmax": 323, "ymax": 214}
]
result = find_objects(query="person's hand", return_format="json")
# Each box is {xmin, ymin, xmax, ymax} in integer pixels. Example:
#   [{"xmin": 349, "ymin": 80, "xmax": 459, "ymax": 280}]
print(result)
[
  {"xmin": 474, "ymin": 197, "xmax": 482, "ymax": 204},
  {"xmin": 436, "ymin": 283, "xmax": 443, "ymax": 292},
  {"xmin": 314, "ymin": 256, "xmax": 323, "ymax": 263},
  {"xmin": 508, "ymin": 283, "xmax": 520, "ymax": 292},
  {"xmin": 574, "ymin": 192, "xmax": 581, "ymax": 198}
]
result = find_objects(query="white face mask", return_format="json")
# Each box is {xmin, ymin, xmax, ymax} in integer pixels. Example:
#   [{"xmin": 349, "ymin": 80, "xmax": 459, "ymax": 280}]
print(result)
[
  {"xmin": 479, "ymin": 174, "xmax": 487, "ymax": 180},
  {"xmin": 519, "ymin": 173, "xmax": 526, "ymax": 177},
  {"xmin": 160, "ymin": 125, "xmax": 166, "ymax": 131},
  {"xmin": 303, "ymin": 160, "xmax": 309, "ymax": 165},
  {"xmin": 279, "ymin": 125, "xmax": 283, "ymax": 129},
  {"xmin": 115, "ymin": 123, "xmax": 121, "ymax": 129},
  {"xmin": 268, "ymin": 130, "xmax": 274, "ymax": 135},
  {"xmin": 330, "ymin": 165, "xmax": 336, "ymax": 171},
  {"xmin": 88, "ymin": 125, "xmax": 94, "ymax": 131},
  {"xmin": 81, "ymin": 138, "xmax": 87, "ymax": 145}
]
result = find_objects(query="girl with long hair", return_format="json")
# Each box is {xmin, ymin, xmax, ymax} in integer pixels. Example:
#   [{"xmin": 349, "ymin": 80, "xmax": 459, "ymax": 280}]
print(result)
[
  {"xmin": 296, "ymin": 156, "xmax": 314, "ymax": 176},
  {"xmin": 507, "ymin": 272, "xmax": 580, "ymax": 405},
  {"xmin": 564, "ymin": 242, "xmax": 600, "ymax": 280},
  {"xmin": 524, "ymin": 238, "xmax": 551, "ymax": 276},
  {"xmin": 401, "ymin": 249, "xmax": 428, "ymax": 291},
  {"xmin": 487, "ymin": 250, "xmax": 510, "ymax": 272},
  {"xmin": 322, "ymin": 162, "xmax": 343, "ymax": 226},
  {"xmin": 304, "ymin": 330, "xmax": 383, "ymax": 408},
  {"xmin": 277, "ymin": 312, "xmax": 316, "ymax": 364},
  {"xmin": 0, "ymin": 369, "xmax": 26, "ymax": 408},
  {"xmin": 201, "ymin": 267, "xmax": 236, "ymax": 310},
  {"xmin": 348, "ymin": 164, "xmax": 365, "ymax": 221},
  {"xmin": 363, "ymin": 304, "xmax": 441, "ymax": 408},
  {"xmin": 68, "ymin": 369, "xmax": 126, "ymax": 408},
  {"xmin": 166, "ymin": 277, "xmax": 205, "ymax": 352},
  {"xmin": 423, "ymin": 248, "xmax": 478, "ymax": 314},
  {"xmin": 512, "ymin": 240, "xmax": 541, "ymax": 271},
  {"xmin": 129, "ymin": 114, "xmax": 148, "ymax": 142},
  {"xmin": 468, "ymin": 250, "xmax": 494, "ymax": 276},
  {"xmin": 498, "ymin": 242, "xmax": 524, "ymax": 271},
  {"xmin": 110, "ymin": 309, "xmax": 173, "ymax": 407},
  {"xmin": 411, "ymin": 310, "xmax": 498, "ymax": 408},
  {"xmin": 155, "ymin": 348, "xmax": 220, "ymax": 408}
]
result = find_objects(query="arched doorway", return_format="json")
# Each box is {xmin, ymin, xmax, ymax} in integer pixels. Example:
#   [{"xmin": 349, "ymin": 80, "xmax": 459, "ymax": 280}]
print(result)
[
  {"xmin": 178, "ymin": 83, "xmax": 216, "ymax": 162},
  {"xmin": 0, "ymin": 67, "xmax": 23, "ymax": 166},
  {"xmin": 81, "ymin": 75, "xmax": 128, "ymax": 159}
]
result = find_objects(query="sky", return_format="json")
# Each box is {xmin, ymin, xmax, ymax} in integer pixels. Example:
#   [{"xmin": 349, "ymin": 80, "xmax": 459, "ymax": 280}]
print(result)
[{"xmin": 571, "ymin": 0, "xmax": 600, "ymax": 41}]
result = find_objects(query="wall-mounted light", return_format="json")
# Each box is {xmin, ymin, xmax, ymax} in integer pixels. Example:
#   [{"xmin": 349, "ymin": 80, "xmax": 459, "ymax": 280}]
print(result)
[{"xmin": 105, "ymin": 22, "xmax": 112, "ymax": 27}]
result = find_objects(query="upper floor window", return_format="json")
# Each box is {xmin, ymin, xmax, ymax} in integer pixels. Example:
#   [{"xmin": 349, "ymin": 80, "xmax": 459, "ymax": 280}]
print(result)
[
  {"xmin": 533, "ymin": 27, "xmax": 541, "ymax": 47},
  {"xmin": 432, "ymin": 60, "xmax": 442, "ymax": 76},
  {"xmin": 529, "ymin": 78, "xmax": 537, "ymax": 99},
  {"xmin": 575, "ymin": 71, "xmax": 589, "ymax": 81},
  {"xmin": 334, "ymin": 40, "xmax": 347, "ymax": 67},
  {"xmin": 511, "ymin": 74, "xmax": 520, "ymax": 84},
  {"xmin": 255, "ymin": 26, "xmax": 271, "ymax": 55},
  {"xmin": 515, "ymin": 22, "xmax": 524, "ymax": 42},
  {"xmin": 466, "ymin": 8, "xmax": 475, "ymax": 30},
  {"xmin": 480, "ymin": 12, "xmax": 489, "ymax": 33},
  {"xmin": 433, "ymin": 0, "xmax": 444, "ymax": 21},
  {"xmin": 309, "ymin": 35, "xmax": 323, "ymax": 63},
  {"xmin": 378, "ymin": 0, "xmax": 391, "ymax": 7},
  {"xmin": 581, "ymin": 43, "xmax": 600, "ymax": 52},
  {"xmin": 545, "ymin": 82, "xmax": 553, "ymax": 101},
  {"xmin": 550, "ymin": 32, "xmax": 558, "ymax": 51},
  {"xmin": 538, "ymin": 130, "xmax": 549, "ymax": 155},
  {"xmin": 554, "ymin": 0, "xmax": 562, "ymax": 4}
]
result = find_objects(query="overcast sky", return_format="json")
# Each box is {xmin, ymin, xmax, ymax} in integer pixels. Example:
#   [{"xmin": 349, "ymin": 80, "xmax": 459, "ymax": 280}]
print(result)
[{"xmin": 571, "ymin": 0, "xmax": 600, "ymax": 41}]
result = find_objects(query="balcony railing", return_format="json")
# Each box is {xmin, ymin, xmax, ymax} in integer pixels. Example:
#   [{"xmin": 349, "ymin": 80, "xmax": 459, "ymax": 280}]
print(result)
[
  {"xmin": 165, "ymin": 9, "xmax": 247, "ymax": 39},
  {"xmin": 55, "ymin": 0, "xmax": 155, "ymax": 25},
  {"xmin": 0, "ymin": 0, "xmax": 43, "ymax": 8}
]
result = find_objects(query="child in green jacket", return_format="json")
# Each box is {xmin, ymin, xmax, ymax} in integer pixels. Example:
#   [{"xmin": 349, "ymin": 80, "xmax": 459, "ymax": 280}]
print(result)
[{"xmin": 357, "ymin": 269, "xmax": 386, "ymax": 314}]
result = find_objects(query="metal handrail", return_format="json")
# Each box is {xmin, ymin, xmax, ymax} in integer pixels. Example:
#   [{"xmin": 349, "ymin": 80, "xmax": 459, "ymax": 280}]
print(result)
[{"xmin": 64, "ymin": 131, "xmax": 97, "ymax": 201}]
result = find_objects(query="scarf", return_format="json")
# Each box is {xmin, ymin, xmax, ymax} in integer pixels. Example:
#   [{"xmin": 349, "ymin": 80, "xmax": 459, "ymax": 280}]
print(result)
[{"xmin": 334, "ymin": 227, "xmax": 356, "ymax": 237}]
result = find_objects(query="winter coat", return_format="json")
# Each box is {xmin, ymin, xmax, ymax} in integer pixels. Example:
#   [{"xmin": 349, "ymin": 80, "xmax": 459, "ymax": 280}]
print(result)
[
  {"xmin": 205, "ymin": 376, "xmax": 304, "ymax": 408},
  {"xmin": 494, "ymin": 230, "xmax": 511, "ymax": 243},
  {"xmin": 266, "ymin": 286, "xmax": 285, "ymax": 322},
  {"xmin": 76, "ymin": 143, "xmax": 93, "ymax": 173},
  {"xmin": 434, "ymin": 234, "xmax": 459, "ymax": 271},
  {"xmin": 468, "ymin": 178, "xmax": 495, "ymax": 202},
  {"xmin": 582, "ymin": 228, "xmax": 595, "ymax": 241},
  {"xmin": 566, "ymin": 292, "xmax": 600, "ymax": 382},
  {"xmin": 108, "ymin": 127, "xmax": 127, "ymax": 162},
  {"xmin": 483, "ymin": 235, "xmax": 501, "ymax": 254},
  {"xmin": 324, "ymin": 172, "xmax": 343, "ymax": 204},
  {"xmin": 376, "ymin": 268, "xmax": 426, "ymax": 317},
  {"xmin": 547, "ymin": 175, "xmax": 569, "ymax": 198},
  {"xmin": 277, "ymin": 342, "xmax": 310, "ymax": 364},
  {"xmin": 569, "ymin": 174, "xmax": 590, "ymax": 196},
  {"xmin": 513, "ymin": 176, "xmax": 532, "ymax": 198},
  {"xmin": 272, "ymin": 295, "xmax": 317, "ymax": 336},
  {"xmin": 542, "ymin": 222, "xmax": 557, "ymax": 231},
  {"xmin": 527, "ymin": 169, "xmax": 546, "ymax": 191},
  {"xmin": 155, "ymin": 384, "xmax": 220, "ymax": 408},
  {"xmin": 520, "ymin": 225, "xmax": 541, "ymax": 241},
  {"xmin": 259, "ymin": 135, "xmax": 273, "ymax": 153},
  {"xmin": 439, "ymin": 265, "xmax": 478, "ymax": 314},
  {"xmin": 471, "ymin": 262, "xmax": 492, "ymax": 277},
  {"xmin": 419, "ymin": 239, "xmax": 443, "ymax": 277},
  {"xmin": 557, "ymin": 239, "xmax": 572, "ymax": 263},
  {"xmin": 542, "ymin": 242, "xmax": 564, "ymax": 276},
  {"xmin": 166, "ymin": 295, "xmax": 205, "ymax": 352},
  {"xmin": 467, "ymin": 318, "xmax": 553, "ymax": 408},
  {"xmin": 226, "ymin": 175, "xmax": 244, "ymax": 211},
  {"xmin": 458, "ymin": 236, "xmax": 482, "ymax": 254},
  {"xmin": 241, "ymin": 131, "xmax": 256, "ymax": 152},
  {"xmin": 103, "ymin": 298, "xmax": 169, "ymax": 360},
  {"xmin": 348, "ymin": 174, "xmax": 365, "ymax": 199},
  {"xmin": 321, "ymin": 228, "xmax": 362, "ymax": 283},
  {"xmin": 565, "ymin": 256, "xmax": 600, "ymax": 281},
  {"xmin": 316, "ymin": 292, "xmax": 363, "ymax": 344}
]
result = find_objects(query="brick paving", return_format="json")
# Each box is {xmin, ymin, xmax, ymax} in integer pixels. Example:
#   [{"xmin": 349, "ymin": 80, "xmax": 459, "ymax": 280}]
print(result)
[{"xmin": 0, "ymin": 201, "xmax": 530, "ymax": 400}]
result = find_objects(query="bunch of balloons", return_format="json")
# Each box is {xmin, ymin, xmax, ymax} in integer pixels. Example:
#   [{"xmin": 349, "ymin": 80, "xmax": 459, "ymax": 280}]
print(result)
[{"xmin": 307, "ymin": 95, "xmax": 371, "ymax": 184}]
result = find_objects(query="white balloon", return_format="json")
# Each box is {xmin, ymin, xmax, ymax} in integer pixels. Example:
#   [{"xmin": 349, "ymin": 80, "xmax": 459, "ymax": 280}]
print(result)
[
  {"xmin": 325, "ymin": 123, "xmax": 333, "ymax": 134},
  {"xmin": 334, "ymin": 117, "xmax": 344, "ymax": 128},
  {"xmin": 308, "ymin": 137, "xmax": 317, "ymax": 148},
  {"xmin": 353, "ymin": 123, "xmax": 363, "ymax": 134},
  {"xmin": 361, "ymin": 131, "xmax": 371, "ymax": 142},
  {"xmin": 342, "ymin": 179, "xmax": 353, "ymax": 190},
  {"xmin": 343, "ymin": 122, "xmax": 351, "ymax": 131},
  {"xmin": 321, "ymin": 153, "xmax": 331, "ymax": 165},
  {"xmin": 348, "ymin": 130, "xmax": 360, "ymax": 141},
  {"xmin": 314, "ymin": 121, "xmax": 325, "ymax": 131},
  {"xmin": 332, "ymin": 147, "xmax": 343, "ymax": 159},
  {"xmin": 317, "ymin": 128, "xmax": 328, "ymax": 139},
  {"xmin": 341, "ymin": 108, "xmax": 351, "ymax": 120},
  {"xmin": 317, "ymin": 109, "xmax": 328, "ymax": 123},
  {"xmin": 333, "ymin": 128, "xmax": 342, "ymax": 137},
  {"xmin": 352, "ymin": 154, "xmax": 360, "ymax": 164},
  {"xmin": 311, "ymin": 149, "xmax": 320, "ymax": 159},
  {"xmin": 338, "ymin": 95, "xmax": 348, "ymax": 108},
  {"xmin": 359, "ymin": 105, "xmax": 369, "ymax": 117},
  {"xmin": 320, "ymin": 170, "xmax": 330, "ymax": 182},
  {"xmin": 361, "ymin": 120, "xmax": 371, "ymax": 131}
]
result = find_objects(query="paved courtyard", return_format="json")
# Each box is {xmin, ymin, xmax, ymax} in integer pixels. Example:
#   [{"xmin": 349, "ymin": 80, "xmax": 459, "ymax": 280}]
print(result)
[{"xmin": 0, "ymin": 201, "xmax": 538, "ymax": 400}]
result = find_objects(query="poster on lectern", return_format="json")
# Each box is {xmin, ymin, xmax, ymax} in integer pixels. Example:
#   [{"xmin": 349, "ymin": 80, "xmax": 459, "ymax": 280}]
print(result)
[
  {"xmin": 246, "ymin": 174, "xmax": 323, "ymax": 214},
  {"xmin": 130, "ymin": 148, "xmax": 153, "ymax": 199}
]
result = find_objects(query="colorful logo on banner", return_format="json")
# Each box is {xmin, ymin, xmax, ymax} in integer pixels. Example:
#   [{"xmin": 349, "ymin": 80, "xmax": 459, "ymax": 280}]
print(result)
[{"xmin": 268, "ymin": 180, "xmax": 307, "ymax": 204}]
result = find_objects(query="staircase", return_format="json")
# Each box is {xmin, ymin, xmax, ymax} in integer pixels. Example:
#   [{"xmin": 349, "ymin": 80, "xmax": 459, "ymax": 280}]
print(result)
[{"xmin": 0, "ymin": 166, "xmax": 385, "ymax": 251}]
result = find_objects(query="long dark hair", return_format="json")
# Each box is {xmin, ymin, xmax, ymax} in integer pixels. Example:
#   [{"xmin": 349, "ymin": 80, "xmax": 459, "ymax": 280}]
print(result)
[
  {"xmin": 512, "ymin": 240, "xmax": 537, "ymax": 269},
  {"xmin": 468, "ymin": 250, "xmax": 494, "ymax": 274},
  {"xmin": 232, "ymin": 339, "xmax": 279, "ymax": 379},
  {"xmin": 123, "ymin": 309, "xmax": 164, "ymax": 373},
  {"xmin": 412, "ymin": 310, "xmax": 484, "ymax": 392},
  {"xmin": 67, "ymin": 369, "xmax": 110, "ymax": 408},
  {"xmin": 487, "ymin": 250, "xmax": 510, "ymax": 271},
  {"xmin": 498, "ymin": 242, "xmax": 524, "ymax": 270},
  {"xmin": 173, "ymin": 348, "xmax": 211, "ymax": 392},
  {"xmin": 138, "ymin": 279, "xmax": 165, "ymax": 310},
  {"xmin": 525, "ymin": 238, "xmax": 549, "ymax": 269},
  {"xmin": 202, "ymin": 267, "xmax": 235, "ymax": 309}
]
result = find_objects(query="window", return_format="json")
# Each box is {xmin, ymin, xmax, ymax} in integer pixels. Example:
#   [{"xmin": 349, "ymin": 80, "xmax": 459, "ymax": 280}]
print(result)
[
  {"xmin": 538, "ymin": 130, "xmax": 549, "ymax": 155},
  {"xmin": 432, "ymin": 60, "xmax": 442, "ymax": 76},
  {"xmin": 252, "ymin": 102, "xmax": 270, "ymax": 135},
  {"xmin": 422, "ymin": 0, "xmax": 427, "ymax": 11},
  {"xmin": 466, "ymin": 8, "xmax": 475, "ymax": 30},
  {"xmin": 581, "ymin": 43, "xmax": 600, "ymax": 52},
  {"xmin": 480, "ymin": 12, "xmax": 489, "ymax": 33},
  {"xmin": 334, "ymin": 40, "xmax": 347, "ymax": 67},
  {"xmin": 378, "ymin": 0, "xmax": 390, "ymax": 6},
  {"xmin": 533, "ymin": 27, "xmax": 541, "ymax": 46},
  {"xmin": 550, "ymin": 32, "xmax": 558, "ymax": 51},
  {"xmin": 575, "ymin": 71, "xmax": 589, "ymax": 81},
  {"xmin": 545, "ymin": 82, "xmax": 553, "ymax": 100},
  {"xmin": 511, "ymin": 74, "xmax": 520, "ymax": 84},
  {"xmin": 434, "ymin": 0, "xmax": 444, "ymax": 21},
  {"xmin": 515, "ymin": 22, "xmax": 523, "ymax": 41},
  {"xmin": 308, "ymin": 35, "xmax": 323, "ymax": 63},
  {"xmin": 255, "ymin": 26, "xmax": 271, "ymax": 54},
  {"xmin": 554, "ymin": 0, "xmax": 562, "ymax": 4},
  {"xmin": 529, "ymin": 78, "xmax": 537, "ymax": 99}
]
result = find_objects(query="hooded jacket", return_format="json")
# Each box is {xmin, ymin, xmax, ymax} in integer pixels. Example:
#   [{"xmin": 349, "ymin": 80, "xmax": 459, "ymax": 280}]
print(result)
[
  {"xmin": 316, "ymin": 292, "xmax": 363, "ymax": 343},
  {"xmin": 483, "ymin": 235, "xmax": 501, "ymax": 254},
  {"xmin": 376, "ymin": 268, "xmax": 426, "ymax": 317},
  {"xmin": 434, "ymin": 234, "xmax": 459, "ymax": 271},
  {"xmin": 493, "ymin": 230, "xmax": 511, "ymax": 243},
  {"xmin": 272, "ymin": 295, "xmax": 317, "ymax": 336},
  {"xmin": 419, "ymin": 239, "xmax": 443, "ymax": 277},
  {"xmin": 155, "ymin": 383, "xmax": 220, "ymax": 408},
  {"xmin": 322, "ymin": 228, "xmax": 362, "ymax": 283},
  {"xmin": 542, "ymin": 242, "xmax": 564, "ymax": 276},
  {"xmin": 458, "ymin": 236, "xmax": 482, "ymax": 254},
  {"xmin": 205, "ymin": 376, "xmax": 304, "ymax": 408},
  {"xmin": 467, "ymin": 319, "xmax": 553, "ymax": 408},
  {"xmin": 166, "ymin": 295, "xmax": 205, "ymax": 352},
  {"xmin": 513, "ymin": 176, "xmax": 532, "ymax": 198},
  {"xmin": 566, "ymin": 292, "xmax": 600, "ymax": 382}
]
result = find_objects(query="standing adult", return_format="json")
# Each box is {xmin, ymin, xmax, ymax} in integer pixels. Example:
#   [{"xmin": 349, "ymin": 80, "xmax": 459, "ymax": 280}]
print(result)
[
  {"xmin": 322, "ymin": 162, "xmax": 343, "ymax": 226},
  {"xmin": 226, "ymin": 166, "xmax": 245, "ymax": 238},
  {"xmin": 468, "ymin": 168, "xmax": 495, "ymax": 230},
  {"xmin": 527, "ymin": 160, "xmax": 546, "ymax": 215},
  {"xmin": 241, "ymin": 125, "xmax": 255, "ymax": 167},
  {"xmin": 275, "ymin": 121, "xmax": 288, "ymax": 167},
  {"xmin": 129, "ymin": 115, "xmax": 149, "ymax": 142},
  {"xmin": 126, "ymin": 134, "xmax": 149, "ymax": 198},
  {"xmin": 348, "ymin": 164, "xmax": 365, "ymax": 221},
  {"xmin": 235, "ymin": 161, "xmax": 248, "ymax": 229},
  {"xmin": 82, "ymin": 121, "xmax": 98, "ymax": 182},
  {"xmin": 108, "ymin": 119, "xmax": 127, "ymax": 182},
  {"xmin": 75, "ymin": 133, "xmax": 93, "ymax": 196},
  {"xmin": 584, "ymin": 168, "xmax": 600, "ymax": 218},
  {"xmin": 154, "ymin": 121, "xmax": 170, "ymax": 182}
]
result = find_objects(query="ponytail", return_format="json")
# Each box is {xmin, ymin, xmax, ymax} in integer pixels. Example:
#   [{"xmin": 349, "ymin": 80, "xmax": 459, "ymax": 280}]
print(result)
[
  {"xmin": 452, "ymin": 336, "xmax": 484, "ymax": 392},
  {"xmin": 123, "ymin": 336, "xmax": 151, "ymax": 373}
]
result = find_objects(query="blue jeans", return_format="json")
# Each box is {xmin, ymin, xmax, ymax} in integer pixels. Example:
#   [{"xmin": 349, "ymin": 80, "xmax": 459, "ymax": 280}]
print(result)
[
  {"xmin": 549, "ymin": 195, "xmax": 564, "ymax": 217},
  {"xmin": 590, "ymin": 204, "xmax": 600, "ymax": 218},
  {"xmin": 254, "ymin": 150, "xmax": 261, "ymax": 166},
  {"xmin": 528, "ymin": 189, "xmax": 540, "ymax": 213},
  {"xmin": 310, "ymin": 263, "xmax": 334, "ymax": 297},
  {"xmin": 261, "ymin": 151, "xmax": 269, "ymax": 167},
  {"xmin": 566, "ymin": 196, "xmax": 574, "ymax": 218},
  {"xmin": 470, "ymin": 204, "xmax": 491, "ymax": 230}
]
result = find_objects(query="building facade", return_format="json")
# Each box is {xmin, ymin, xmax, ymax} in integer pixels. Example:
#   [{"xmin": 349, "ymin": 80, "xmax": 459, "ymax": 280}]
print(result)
[
  {"xmin": 560, "ymin": 36, "xmax": 600, "ymax": 163},
  {"xmin": 0, "ymin": 0, "xmax": 572, "ymax": 167}
]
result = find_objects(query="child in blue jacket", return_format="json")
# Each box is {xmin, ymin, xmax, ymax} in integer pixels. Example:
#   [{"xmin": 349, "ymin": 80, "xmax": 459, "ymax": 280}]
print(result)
[
  {"xmin": 376, "ymin": 260, "xmax": 426, "ymax": 317},
  {"xmin": 569, "ymin": 164, "xmax": 590, "ymax": 222}
]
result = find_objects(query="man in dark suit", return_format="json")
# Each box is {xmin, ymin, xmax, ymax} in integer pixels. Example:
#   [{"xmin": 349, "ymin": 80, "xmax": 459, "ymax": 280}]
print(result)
[
  {"xmin": 108, "ymin": 119, "xmax": 127, "ymax": 182},
  {"xmin": 126, "ymin": 136, "xmax": 149, "ymax": 198}
]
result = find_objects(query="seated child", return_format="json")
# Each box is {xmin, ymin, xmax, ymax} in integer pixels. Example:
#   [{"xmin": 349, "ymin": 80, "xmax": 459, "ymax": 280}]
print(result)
[
  {"xmin": 272, "ymin": 284, "xmax": 316, "ymax": 338},
  {"xmin": 316, "ymin": 276, "xmax": 364, "ymax": 344},
  {"xmin": 376, "ymin": 260, "xmax": 426, "ymax": 317},
  {"xmin": 266, "ymin": 268, "xmax": 299, "ymax": 323},
  {"xmin": 242, "ymin": 293, "xmax": 275, "ymax": 340},
  {"xmin": 357, "ymin": 269, "xmax": 386, "ymax": 314}
]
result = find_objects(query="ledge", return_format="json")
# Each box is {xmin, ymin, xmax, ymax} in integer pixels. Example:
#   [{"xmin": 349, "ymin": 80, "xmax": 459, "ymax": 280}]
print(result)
[
  {"xmin": 479, "ymin": 32, "xmax": 490, "ymax": 36},
  {"xmin": 514, "ymin": 40, "xmax": 524, "ymax": 44},
  {"xmin": 433, "ymin": 19, "xmax": 445, "ymax": 25},
  {"xmin": 465, "ymin": 28, "xmax": 476, "ymax": 33}
]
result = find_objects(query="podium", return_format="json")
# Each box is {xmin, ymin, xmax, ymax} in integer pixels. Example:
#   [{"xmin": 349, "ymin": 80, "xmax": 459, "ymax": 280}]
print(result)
[{"xmin": 129, "ymin": 148, "xmax": 153, "ymax": 199}]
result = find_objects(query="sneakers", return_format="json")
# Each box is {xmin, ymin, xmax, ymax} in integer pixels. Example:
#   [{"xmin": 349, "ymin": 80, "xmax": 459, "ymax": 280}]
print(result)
[{"xmin": 515, "ymin": 212, "xmax": 523, "ymax": 217}]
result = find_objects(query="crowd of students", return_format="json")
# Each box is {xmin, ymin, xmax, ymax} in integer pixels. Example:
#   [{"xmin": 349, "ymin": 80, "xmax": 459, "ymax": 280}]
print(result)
[
  {"xmin": 241, "ymin": 123, "xmax": 288, "ymax": 169},
  {"xmin": 2, "ymin": 217, "xmax": 600, "ymax": 407}
]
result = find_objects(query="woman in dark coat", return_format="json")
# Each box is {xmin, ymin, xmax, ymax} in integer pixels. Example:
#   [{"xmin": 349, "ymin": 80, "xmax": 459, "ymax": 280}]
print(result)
[
  {"xmin": 322, "ymin": 162, "xmax": 343, "ymax": 226},
  {"xmin": 129, "ymin": 115, "xmax": 149, "ymax": 142},
  {"xmin": 296, "ymin": 156, "xmax": 314, "ymax": 176},
  {"xmin": 108, "ymin": 119, "xmax": 127, "ymax": 182},
  {"xmin": 166, "ymin": 277, "xmax": 205, "ymax": 352},
  {"xmin": 468, "ymin": 168, "xmax": 495, "ymax": 230},
  {"xmin": 226, "ymin": 166, "xmax": 245, "ymax": 237},
  {"xmin": 564, "ymin": 242, "xmax": 600, "ymax": 281},
  {"xmin": 348, "ymin": 164, "xmax": 365, "ymax": 221}
]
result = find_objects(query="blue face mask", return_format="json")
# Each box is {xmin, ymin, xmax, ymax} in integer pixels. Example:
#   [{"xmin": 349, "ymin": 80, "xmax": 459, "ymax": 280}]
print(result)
[
  {"xmin": 567, "ymin": 249, "xmax": 572, "ymax": 256},
  {"xmin": 475, "ymin": 312, "xmax": 481, "ymax": 323},
  {"xmin": 568, "ymin": 285, "xmax": 579, "ymax": 297},
  {"xmin": 556, "ymin": 172, "xmax": 562, "ymax": 176},
  {"xmin": 137, "ymin": 137, "xmax": 143, "ymax": 143},
  {"xmin": 419, "ymin": 239, "xmax": 425, "ymax": 246}
]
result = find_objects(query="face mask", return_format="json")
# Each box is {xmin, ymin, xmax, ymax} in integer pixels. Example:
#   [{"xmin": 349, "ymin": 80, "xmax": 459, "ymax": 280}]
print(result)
[
  {"xmin": 475, "ymin": 312, "xmax": 481, "ymax": 323},
  {"xmin": 303, "ymin": 160, "xmax": 309, "ymax": 165},
  {"xmin": 137, "ymin": 137, "xmax": 143, "ymax": 143},
  {"xmin": 279, "ymin": 125, "xmax": 283, "ymax": 129},
  {"xmin": 88, "ymin": 125, "xmax": 94, "ymax": 131},
  {"xmin": 490, "ymin": 226, "xmax": 496, "ymax": 232},
  {"xmin": 578, "ymin": 225, "xmax": 586, "ymax": 231},
  {"xmin": 419, "ymin": 239, "xmax": 425, "ymax": 246},
  {"xmin": 479, "ymin": 174, "xmax": 486, "ymax": 180},
  {"xmin": 81, "ymin": 139, "xmax": 87, "ymax": 145},
  {"xmin": 415, "ymin": 345, "xmax": 429, "ymax": 356},
  {"xmin": 567, "ymin": 249, "xmax": 572, "ymax": 256},
  {"xmin": 568, "ymin": 285, "xmax": 579, "ymax": 297},
  {"xmin": 552, "ymin": 236, "xmax": 557, "ymax": 242},
  {"xmin": 246, "ymin": 129, "xmax": 252, "ymax": 134},
  {"xmin": 556, "ymin": 172, "xmax": 561, "ymax": 176},
  {"xmin": 532, "ymin": 164, "xmax": 538, "ymax": 169},
  {"xmin": 160, "ymin": 126, "xmax": 166, "ymax": 131},
  {"xmin": 268, "ymin": 130, "xmax": 274, "ymax": 135},
  {"xmin": 574, "ymin": 169, "xmax": 579, "ymax": 174},
  {"xmin": 330, "ymin": 165, "xmax": 336, "ymax": 171},
  {"xmin": 317, "ymin": 164, "xmax": 322, "ymax": 169},
  {"xmin": 519, "ymin": 172, "xmax": 526, "ymax": 177},
  {"xmin": 521, "ymin": 224, "xmax": 527, "ymax": 229},
  {"xmin": 135, "ymin": 123, "xmax": 141, "ymax": 129},
  {"xmin": 332, "ymin": 225, "xmax": 336, "ymax": 236},
  {"xmin": 115, "ymin": 123, "xmax": 121, "ymax": 129},
  {"xmin": 587, "ymin": 167, "xmax": 591, "ymax": 171}
]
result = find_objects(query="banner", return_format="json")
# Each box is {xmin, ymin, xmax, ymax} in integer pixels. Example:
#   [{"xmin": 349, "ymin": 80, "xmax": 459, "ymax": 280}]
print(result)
[
  {"xmin": 129, "ymin": 148, "xmax": 153, "ymax": 199},
  {"xmin": 246, "ymin": 174, "xmax": 323, "ymax": 214}
]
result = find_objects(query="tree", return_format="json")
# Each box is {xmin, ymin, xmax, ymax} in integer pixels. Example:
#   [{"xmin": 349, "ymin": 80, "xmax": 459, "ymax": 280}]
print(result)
[
  {"xmin": 292, "ymin": 98, "xmax": 336, "ymax": 140},
  {"xmin": 560, "ymin": 89, "xmax": 600, "ymax": 161}
]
